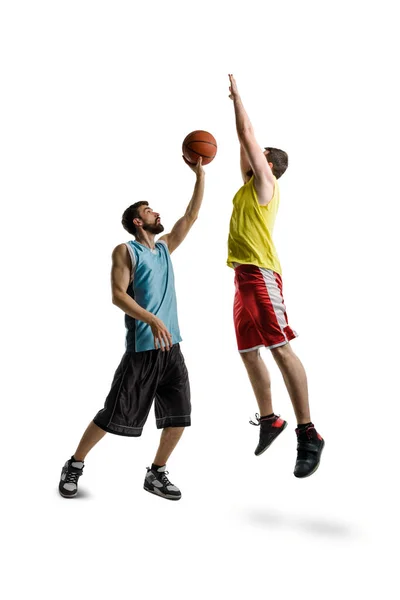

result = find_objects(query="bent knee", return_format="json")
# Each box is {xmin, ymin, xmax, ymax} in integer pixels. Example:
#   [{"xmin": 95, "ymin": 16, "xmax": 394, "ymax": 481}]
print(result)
[
  {"xmin": 270, "ymin": 342, "xmax": 293, "ymax": 360},
  {"xmin": 240, "ymin": 349, "xmax": 261, "ymax": 365}
]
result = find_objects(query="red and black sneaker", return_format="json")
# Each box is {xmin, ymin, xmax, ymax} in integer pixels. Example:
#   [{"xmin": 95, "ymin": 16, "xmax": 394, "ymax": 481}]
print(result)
[
  {"xmin": 294, "ymin": 425, "xmax": 325, "ymax": 478},
  {"xmin": 250, "ymin": 413, "xmax": 288, "ymax": 456}
]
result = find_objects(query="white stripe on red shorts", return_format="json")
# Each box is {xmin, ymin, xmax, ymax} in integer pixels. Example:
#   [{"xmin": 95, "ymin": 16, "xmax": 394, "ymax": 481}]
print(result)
[{"xmin": 233, "ymin": 264, "xmax": 298, "ymax": 352}]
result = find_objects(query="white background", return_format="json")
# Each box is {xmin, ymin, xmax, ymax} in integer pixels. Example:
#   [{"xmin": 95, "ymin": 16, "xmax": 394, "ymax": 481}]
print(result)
[{"xmin": 1, "ymin": 1, "xmax": 399, "ymax": 598}]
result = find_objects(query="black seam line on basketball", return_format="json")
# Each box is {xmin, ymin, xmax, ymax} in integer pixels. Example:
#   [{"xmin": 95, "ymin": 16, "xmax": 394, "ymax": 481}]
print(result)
[
  {"xmin": 185, "ymin": 147, "xmax": 214, "ymax": 159},
  {"xmin": 186, "ymin": 140, "xmax": 217, "ymax": 148}
]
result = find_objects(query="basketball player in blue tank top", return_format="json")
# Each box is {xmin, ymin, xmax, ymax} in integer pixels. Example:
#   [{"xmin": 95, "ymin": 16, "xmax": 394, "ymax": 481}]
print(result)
[{"xmin": 58, "ymin": 157, "xmax": 205, "ymax": 501}]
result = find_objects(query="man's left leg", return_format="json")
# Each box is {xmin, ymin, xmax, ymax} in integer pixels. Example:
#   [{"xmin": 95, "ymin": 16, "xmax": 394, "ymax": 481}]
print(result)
[
  {"xmin": 153, "ymin": 426, "xmax": 185, "ymax": 466},
  {"xmin": 144, "ymin": 344, "xmax": 191, "ymax": 500},
  {"xmin": 144, "ymin": 426, "xmax": 185, "ymax": 501},
  {"xmin": 270, "ymin": 343, "xmax": 310, "ymax": 423},
  {"xmin": 271, "ymin": 343, "xmax": 325, "ymax": 478}
]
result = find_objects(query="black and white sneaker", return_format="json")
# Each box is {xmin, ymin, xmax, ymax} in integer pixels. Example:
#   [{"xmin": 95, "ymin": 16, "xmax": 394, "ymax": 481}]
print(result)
[
  {"xmin": 59, "ymin": 456, "xmax": 84, "ymax": 498},
  {"xmin": 143, "ymin": 465, "xmax": 181, "ymax": 501}
]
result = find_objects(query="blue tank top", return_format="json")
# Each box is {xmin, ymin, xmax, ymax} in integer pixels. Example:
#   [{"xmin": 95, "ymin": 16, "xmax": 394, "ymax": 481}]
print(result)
[{"xmin": 124, "ymin": 240, "xmax": 182, "ymax": 352}]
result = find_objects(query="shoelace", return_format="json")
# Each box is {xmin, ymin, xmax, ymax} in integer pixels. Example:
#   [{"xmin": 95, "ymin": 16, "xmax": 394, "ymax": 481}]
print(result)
[
  {"xmin": 160, "ymin": 471, "xmax": 172, "ymax": 487},
  {"xmin": 249, "ymin": 413, "xmax": 280, "ymax": 426},
  {"xmin": 65, "ymin": 467, "xmax": 82, "ymax": 484},
  {"xmin": 249, "ymin": 413, "xmax": 261, "ymax": 426}
]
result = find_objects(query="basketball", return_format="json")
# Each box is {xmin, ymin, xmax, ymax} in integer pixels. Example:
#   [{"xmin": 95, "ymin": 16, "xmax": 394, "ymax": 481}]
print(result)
[{"xmin": 182, "ymin": 130, "xmax": 217, "ymax": 165}]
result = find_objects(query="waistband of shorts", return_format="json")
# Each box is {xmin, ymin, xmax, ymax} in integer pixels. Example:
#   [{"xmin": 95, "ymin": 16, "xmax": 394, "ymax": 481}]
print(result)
[{"xmin": 233, "ymin": 263, "xmax": 276, "ymax": 274}]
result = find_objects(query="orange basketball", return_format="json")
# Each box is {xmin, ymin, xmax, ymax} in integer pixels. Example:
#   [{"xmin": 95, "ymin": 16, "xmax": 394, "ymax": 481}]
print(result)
[{"xmin": 182, "ymin": 130, "xmax": 217, "ymax": 165}]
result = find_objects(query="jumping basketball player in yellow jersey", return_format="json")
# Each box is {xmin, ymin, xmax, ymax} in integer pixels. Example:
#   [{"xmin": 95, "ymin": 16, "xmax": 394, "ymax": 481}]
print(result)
[{"xmin": 227, "ymin": 74, "xmax": 324, "ymax": 477}]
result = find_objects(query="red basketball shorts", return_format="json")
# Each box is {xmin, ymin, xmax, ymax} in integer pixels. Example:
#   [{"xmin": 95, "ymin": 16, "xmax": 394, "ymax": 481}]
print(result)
[{"xmin": 233, "ymin": 264, "xmax": 298, "ymax": 352}]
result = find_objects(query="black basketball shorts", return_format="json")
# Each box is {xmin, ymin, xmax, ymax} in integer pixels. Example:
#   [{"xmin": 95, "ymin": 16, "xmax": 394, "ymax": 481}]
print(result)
[{"xmin": 93, "ymin": 343, "xmax": 191, "ymax": 436}]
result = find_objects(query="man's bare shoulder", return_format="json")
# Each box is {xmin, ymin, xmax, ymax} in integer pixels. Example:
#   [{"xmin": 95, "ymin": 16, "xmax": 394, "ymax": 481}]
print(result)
[{"xmin": 112, "ymin": 243, "xmax": 131, "ymax": 264}]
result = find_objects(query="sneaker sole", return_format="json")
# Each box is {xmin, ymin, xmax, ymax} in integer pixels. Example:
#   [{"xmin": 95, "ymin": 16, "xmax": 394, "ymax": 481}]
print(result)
[
  {"xmin": 143, "ymin": 484, "xmax": 181, "ymax": 501},
  {"xmin": 294, "ymin": 439, "xmax": 325, "ymax": 478},
  {"xmin": 59, "ymin": 488, "xmax": 78, "ymax": 498},
  {"xmin": 255, "ymin": 421, "xmax": 288, "ymax": 456}
]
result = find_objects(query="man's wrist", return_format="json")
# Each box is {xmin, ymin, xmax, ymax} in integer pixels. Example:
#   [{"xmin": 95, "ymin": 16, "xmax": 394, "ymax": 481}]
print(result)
[{"xmin": 143, "ymin": 312, "xmax": 155, "ymax": 326}]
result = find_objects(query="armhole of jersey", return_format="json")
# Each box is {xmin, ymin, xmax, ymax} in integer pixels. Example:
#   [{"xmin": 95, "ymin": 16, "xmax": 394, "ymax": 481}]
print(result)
[
  {"xmin": 259, "ymin": 178, "xmax": 276, "ymax": 210},
  {"xmin": 251, "ymin": 176, "xmax": 263, "ymax": 207},
  {"xmin": 125, "ymin": 242, "xmax": 136, "ymax": 283},
  {"xmin": 158, "ymin": 239, "xmax": 169, "ymax": 253}
]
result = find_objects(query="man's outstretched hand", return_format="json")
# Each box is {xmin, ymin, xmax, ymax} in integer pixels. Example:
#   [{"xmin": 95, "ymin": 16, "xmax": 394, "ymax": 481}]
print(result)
[
  {"xmin": 228, "ymin": 74, "xmax": 239, "ymax": 100},
  {"xmin": 182, "ymin": 155, "xmax": 205, "ymax": 177}
]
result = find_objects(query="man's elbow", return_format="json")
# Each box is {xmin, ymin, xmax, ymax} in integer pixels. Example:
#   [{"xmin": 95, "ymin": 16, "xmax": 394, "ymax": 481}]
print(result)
[
  {"xmin": 112, "ymin": 291, "xmax": 124, "ymax": 306},
  {"xmin": 185, "ymin": 212, "xmax": 198, "ymax": 224},
  {"xmin": 238, "ymin": 125, "xmax": 253, "ymax": 139}
]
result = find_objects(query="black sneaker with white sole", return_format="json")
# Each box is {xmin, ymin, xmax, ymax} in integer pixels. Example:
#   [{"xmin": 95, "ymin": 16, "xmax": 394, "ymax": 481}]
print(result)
[
  {"xmin": 143, "ymin": 465, "xmax": 181, "ymax": 501},
  {"xmin": 59, "ymin": 456, "xmax": 84, "ymax": 498}
]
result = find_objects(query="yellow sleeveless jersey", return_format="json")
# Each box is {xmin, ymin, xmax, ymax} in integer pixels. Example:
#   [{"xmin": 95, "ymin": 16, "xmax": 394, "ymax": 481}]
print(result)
[{"xmin": 227, "ymin": 175, "xmax": 282, "ymax": 274}]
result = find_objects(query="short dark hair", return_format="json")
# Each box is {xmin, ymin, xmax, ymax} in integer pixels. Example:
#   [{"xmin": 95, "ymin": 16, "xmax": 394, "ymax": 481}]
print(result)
[
  {"xmin": 121, "ymin": 201, "xmax": 149, "ymax": 235},
  {"xmin": 264, "ymin": 147, "xmax": 288, "ymax": 179}
]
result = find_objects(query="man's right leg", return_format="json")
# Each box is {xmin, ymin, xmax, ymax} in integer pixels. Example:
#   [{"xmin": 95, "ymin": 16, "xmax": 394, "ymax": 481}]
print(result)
[
  {"xmin": 74, "ymin": 421, "xmax": 107, "ymax": 461},
  {"xmin": 240, "ymin": 349, "xmax": 287, "ymax": 455},
  {"xmin": 58, "ymin": 352, "xmax": 134, "ymax": 499},
  {"xmin": 59, "ymin": 421, "xmax": 106, "ymax": 498},
  {"xmin": 240, "ymin": 348, "xmax": 273, "ymax": 416},
  {"xmin": 59, "ymin": 350, "xmax": 162, "ymax": 499}
]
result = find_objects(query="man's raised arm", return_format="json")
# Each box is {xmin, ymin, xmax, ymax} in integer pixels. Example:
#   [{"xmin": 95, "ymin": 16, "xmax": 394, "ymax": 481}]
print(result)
[
  {"xmin": 159, "ymin": 156, "xmax": 205, "ymax": 253},
  {"xmin": 229, "ymin": 74, "xmax": 274, "ymax": 205},
  {"xmin": 240, "ymin": 144, "xmax": 252, "ymax": 183}
]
